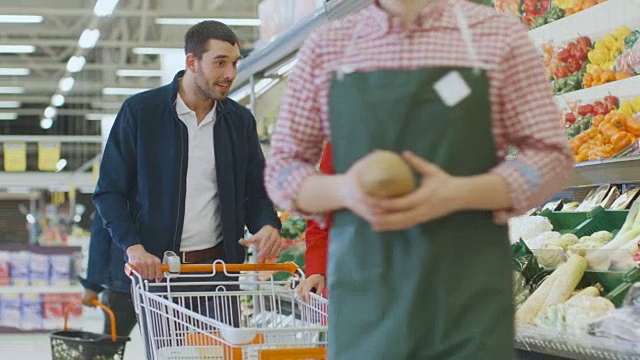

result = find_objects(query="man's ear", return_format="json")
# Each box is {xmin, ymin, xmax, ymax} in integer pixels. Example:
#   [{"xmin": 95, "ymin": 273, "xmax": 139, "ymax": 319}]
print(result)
[{"xmin": 185, "ymin": 53, "xmax": 198, "ymax": 73}]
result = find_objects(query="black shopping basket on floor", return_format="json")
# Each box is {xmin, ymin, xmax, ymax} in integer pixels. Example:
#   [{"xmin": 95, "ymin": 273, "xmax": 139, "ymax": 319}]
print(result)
[{"xmin": 50, "ymin": 299, "xmax": 130, "ymax": 360}]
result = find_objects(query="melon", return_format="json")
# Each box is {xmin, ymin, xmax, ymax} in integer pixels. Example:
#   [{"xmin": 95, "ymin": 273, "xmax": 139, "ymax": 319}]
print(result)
[{"xmin": 358, "ymin": 150, "xmax": 416, "ymax": 197}]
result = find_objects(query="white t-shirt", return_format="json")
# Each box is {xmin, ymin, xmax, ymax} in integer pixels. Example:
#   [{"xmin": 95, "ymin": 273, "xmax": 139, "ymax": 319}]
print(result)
[{"xmin": 175, "ymin": 93, "xmax": 223, "ymax": 251}]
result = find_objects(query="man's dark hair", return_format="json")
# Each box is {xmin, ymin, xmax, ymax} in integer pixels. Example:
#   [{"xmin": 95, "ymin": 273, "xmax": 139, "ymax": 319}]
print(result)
[{"xmin": 184, "ymin": 20, "xmax": 239, "ymax": 59}]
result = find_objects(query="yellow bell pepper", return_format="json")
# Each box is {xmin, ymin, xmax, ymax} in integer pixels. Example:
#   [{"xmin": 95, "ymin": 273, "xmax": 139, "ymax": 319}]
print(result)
[
  {"xmin": 620, "ymin": 101, "xmax": 635, "ymax": 118},
  {"xmin": 604, "ymin": 61, "xmax": 615, "ymax": 71},
  {"xmin": 632, "ymin": 97, "xmax": 640, "ymax": 114},
  {"xmin": 554, "ymin": 0, "xmax": 576, "ymax": 9},
  {"xmin": 615, "ymin": 26, "xmax": 632, "ymax": 40},
  {"xmin": 586, "ymin": 64, "xmax": 597, "ymax": 74},
  {"xmin": 588, "ymin": 50, "xmax": 607, "ymax": 65}
]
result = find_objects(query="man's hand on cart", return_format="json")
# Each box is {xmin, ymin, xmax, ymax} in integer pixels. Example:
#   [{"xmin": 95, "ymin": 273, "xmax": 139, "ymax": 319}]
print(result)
[
  {"xmin": 296, "ymin": 274, "xmax": 325, "ymax": 303},
  {"xmin": 239, "ymin": 225, "xmax": 283, "ymax": 260},
  {"xmin": 126, "ymin": 244, "xmax": 163, "ymax": 281},
  {"xmin": 81, "ymin": 290, "xmax": 99, "ymax": 307}
]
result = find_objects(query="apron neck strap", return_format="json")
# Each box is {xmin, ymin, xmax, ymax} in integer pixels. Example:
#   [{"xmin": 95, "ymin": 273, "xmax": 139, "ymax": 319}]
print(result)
[{"xmin": 450, "ymin": 0, "xmax": 482, "ymax": 75}]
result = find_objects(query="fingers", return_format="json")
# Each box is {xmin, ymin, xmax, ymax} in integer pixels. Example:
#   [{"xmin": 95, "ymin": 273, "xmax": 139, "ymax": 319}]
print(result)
[
  {"xmin": 132, "ymin": 254, "xmax": 162, "ymax": 280},
  {"xmin": 368, "ymin": 189, "xmax": 423, "ymax": 213},
  {"xmin": 371, "ymin": 208, "xmax": 423, "ymax": 232},
  {"xmin": 402, "ymin": 151, "xmax": 444, "ymax": 177},
  {"xmin": 315, "ymin": 281, "xmax": 325, "ymax": 296},
  {"xmin": 238, "ymin": 237, "xmax": 257, "ymax": 246},
  {"xmin": 258, "ymin": 233, "xmax": 279, "ymax": 259}
]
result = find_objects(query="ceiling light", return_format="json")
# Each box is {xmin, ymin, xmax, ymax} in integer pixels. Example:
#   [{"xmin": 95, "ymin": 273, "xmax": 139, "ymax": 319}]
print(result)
[
  {"xmin": 0, "ymin": 101, "xmax": 21, "ymax": 108},
  {"xmin": 94, "ymin": 0, "xmax": 120, "ymax": 17},
  {"xmin": 66, "ymin": 55, "xmax": 86, "ymax": 73},
  {"xmin": 0, "ymin": 45, "xmax": 36, "ymax": 54},
  {"xmin": 132, "ymin": 47, "xmax": 181, "ymax": 55},
  {"xmin": 51, "ymin": 94, "xmax": 65, "ymax": 107},
  {"xmin": 78, "ymin": 29, "xmax": 100, "ymax": 49},
  {"xmin": 155, "ymin": 18, "xmax": 261, "ymax": 26},
  {"xmin": 0, "ymin": 87, "xmax": 25, "ymax": 94},
  {"xmin": 0, "ymin": 68, "xmax": 30, "ymax": 76},
  {"xmin": 103, "ymin": 87, "xmax": 149, "ymax": 95},
  {"xmin": 0, "ymin": 113, "xmax": 18, "ymax": 120},
  {"xmin": 85, "ymin": 113, "xmax": 117, "ymax": 121},
  {"xmin": 55, "ymin": 159, "xmax": 67, "ymax": 172},
  {"xmin": 116, "ymin": 69, "xmax": 163, "ymax": 77},
  {"xmin": 40, "ymin": 118, "xmax": 53, "ymax": 129},
  {"xmin": 58, "ymin": 76, "xmax": 75, "ymax": 92},
  {"xmin": 44, "ymin": 106, "xmax": 57, "ymax": 118},
  {"xmin": 0, "ymin": 15, "xmax": 43, "ymax": 24}
]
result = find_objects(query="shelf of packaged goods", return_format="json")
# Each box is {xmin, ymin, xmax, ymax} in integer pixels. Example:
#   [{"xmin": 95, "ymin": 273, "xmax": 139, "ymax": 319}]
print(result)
[
  {"xmin": 515, "ymin": 326, "xmax": 640, "ymax": 359},
  {"xmin": 555, "ymin": 74, "xmax": 640, "ymax": 108},
  {"xmin": 570, "ymin": 155, "xmax": 640, "ymax": 187},
  {"xmin": 528, "ymin": 0, "xmax": 640, "ymax": 46},
  {"xmin": 0, "ymin": 285, "xmax": 82, "ymax": 294}
]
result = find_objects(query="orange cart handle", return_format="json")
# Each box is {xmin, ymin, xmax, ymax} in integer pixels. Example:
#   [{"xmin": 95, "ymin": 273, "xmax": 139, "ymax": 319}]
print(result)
[
  {"xmin": 125, "ymin": 262, "xmax": 301, "ymax": 277},
  {"xmin": 64, "ymin": 300, "xmax": 117, "ymax": 342},
  {"xmin": 259, "ymin": 348, "xmax": 326, "ymax": 359}
]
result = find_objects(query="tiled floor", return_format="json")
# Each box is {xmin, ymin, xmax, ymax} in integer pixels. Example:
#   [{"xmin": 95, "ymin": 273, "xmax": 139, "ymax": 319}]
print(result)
[{"xmin": 0, "ymin": 307, "xmax": 146, "ymax": 359}]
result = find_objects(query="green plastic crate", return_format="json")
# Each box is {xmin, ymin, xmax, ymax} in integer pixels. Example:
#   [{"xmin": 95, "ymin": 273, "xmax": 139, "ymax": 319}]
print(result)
[
  {"xmin": 573, "ymin": 209, "xmax": 629, "ymax": 238},
  {"xmin": 579, "ymin": 268, "xmax": 640, "ymax": 307},
  {"xmin": 538, "ymin": 207, "xmax": 603, "ymax": 234}
]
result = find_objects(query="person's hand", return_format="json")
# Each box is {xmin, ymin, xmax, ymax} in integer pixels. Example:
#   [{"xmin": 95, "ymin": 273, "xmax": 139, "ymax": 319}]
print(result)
[
  {"xmin": 239, "ymin": 225, "xmax": 283, "ymax": 260},
  {"xmin": 296, "ymin": 274, "xmax": 325, "ymax": 303},
  {"xmin": 367, "ymin": 151, "xmax": 463, "ymax": 232},
  {"xmin": 126, "ymin": 244, "xmax": 163, "ymax": 281},
  {"xmin": 81, "ymin": 290, "xmax": 99, "ymax": 307}
]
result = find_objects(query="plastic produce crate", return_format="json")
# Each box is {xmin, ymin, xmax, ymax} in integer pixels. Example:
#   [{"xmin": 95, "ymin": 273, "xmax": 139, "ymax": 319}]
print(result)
[
  {"xmin": 538, "ymin": 207, "xmax": 603, "ymax": 234},
  {"xmin": 573, "ymin": 209, "xmax": 629, "ymax": 238}
]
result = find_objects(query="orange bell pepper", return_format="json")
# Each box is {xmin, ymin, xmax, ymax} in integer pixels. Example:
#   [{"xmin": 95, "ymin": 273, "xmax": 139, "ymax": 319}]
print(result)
[
  {"xmin": 611, "ymin": 131, "xmax": 636, "ymax": 153},
  {"xmin": 602, "ymin": 70, "xmax": 616, "ymax": 83},
  {"xmin": 616, "ymin": 72, "xmax": 632, "ymax": 81},
  {"xmin": 592, "ymin": 114, "xmax": 605, "ymax": 127},
  {"xmin": 625, "ymin": 117, "xmax": 640, "ymax": 136},
  {"xmin": 599, "ymin": 121, "xmax": 621, "ymax": 139},
  {"xmin": 583, "ymin": 73, "xmax": 593, "ymax": 88}
]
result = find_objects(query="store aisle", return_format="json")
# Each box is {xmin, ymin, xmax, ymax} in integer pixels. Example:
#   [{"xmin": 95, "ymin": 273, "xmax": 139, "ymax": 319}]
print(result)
[{"xmin": 0, "ymin": 307, "xmax": 146, "ymax": 359}]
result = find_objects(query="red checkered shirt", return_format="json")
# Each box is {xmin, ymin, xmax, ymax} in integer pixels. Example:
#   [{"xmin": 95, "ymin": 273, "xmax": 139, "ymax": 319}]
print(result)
[{"xmin": 264, "ymin": 0, "xmax": 573, "ymax": 224}]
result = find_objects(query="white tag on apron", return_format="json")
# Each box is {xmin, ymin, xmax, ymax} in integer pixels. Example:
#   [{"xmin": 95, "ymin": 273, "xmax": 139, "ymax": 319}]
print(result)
[{"xmin": 433, "ymin": 71, "xmax": 472, "ymax": 107}]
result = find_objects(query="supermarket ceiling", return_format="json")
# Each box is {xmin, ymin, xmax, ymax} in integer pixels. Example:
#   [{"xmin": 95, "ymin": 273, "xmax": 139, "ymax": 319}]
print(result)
[{"xmin": 0, "ymin": 0, "xmax": 261, "ymax": 136}]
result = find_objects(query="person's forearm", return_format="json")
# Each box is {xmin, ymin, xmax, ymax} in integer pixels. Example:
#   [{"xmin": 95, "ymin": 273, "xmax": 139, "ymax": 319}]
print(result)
[
  {"xmin": 454, "ymin": 173, "xmax": 513, "ymax": 211},
  {"xmin": 295, "ymin": 174, "xmax": 347, "ymax": 213}
]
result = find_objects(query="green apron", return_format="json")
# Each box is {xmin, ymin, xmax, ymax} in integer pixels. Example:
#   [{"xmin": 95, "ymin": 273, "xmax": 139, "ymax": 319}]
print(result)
[{"xmin": 326, "ymin": 9, "xmax": 514, "ymax": 360}]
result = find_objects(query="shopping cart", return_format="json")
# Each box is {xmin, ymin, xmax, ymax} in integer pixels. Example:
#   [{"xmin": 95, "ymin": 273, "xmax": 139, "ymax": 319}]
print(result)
[
  {"xmin": 50, "ymin": 300, "xmax": 130, "ymax": 360},
  {"xmin": 126, "ymin": 252, "xmax": 328, "ymax": 360}
]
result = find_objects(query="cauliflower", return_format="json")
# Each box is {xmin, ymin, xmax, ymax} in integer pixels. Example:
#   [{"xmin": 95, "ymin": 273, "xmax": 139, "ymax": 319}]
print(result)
[
  {"xmin": 588, "ymin": 231, "xmax": 613, "ymax": 245},
  {"xmin": 509, "ymin": 216, "xmax": 553, "ymax": 244},
  {"xmin": 532, "ymin": 246, "xmax": 565, "ymax": 268},
  {"xmin": 525, "ymin": 231, "xmax": 560, "ymax": 249}
]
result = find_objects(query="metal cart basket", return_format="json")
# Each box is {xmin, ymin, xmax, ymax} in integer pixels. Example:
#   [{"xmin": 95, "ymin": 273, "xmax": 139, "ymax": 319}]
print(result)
[{"xmin": 127, "ymin": 254, "xmax": 328, "ymax": 360}]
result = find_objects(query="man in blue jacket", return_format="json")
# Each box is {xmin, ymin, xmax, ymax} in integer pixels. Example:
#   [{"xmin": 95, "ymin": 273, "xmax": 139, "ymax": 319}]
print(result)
[
  {"xmin": 93, "ymin": 21, "xmax": 282, "ymax": 285},
  {"xmin": 80, "ymin": 212, "xmax": 136, "ymax": 337}
]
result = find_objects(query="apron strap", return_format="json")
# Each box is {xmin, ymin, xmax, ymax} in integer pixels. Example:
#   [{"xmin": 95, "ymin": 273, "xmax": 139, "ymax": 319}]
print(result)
[{"xmin": 450, "ymin": 0, "xmax": 497, "ymax": 73}]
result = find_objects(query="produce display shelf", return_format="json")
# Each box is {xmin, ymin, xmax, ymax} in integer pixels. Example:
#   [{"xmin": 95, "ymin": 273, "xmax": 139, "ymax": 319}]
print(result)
[
  {"xmin": 555, "ymin": 75, "xmax": 640, "ymax": 109},
  {"xmin": 0, "ymin": 285, "xmax": 82, "ymax": 294},
  {"xmin": 569, "ymin": 155, "xmax": 640, "ymax": 188},
  {"xmin": 528, "ymin": 0, "xmax": 640, "ymax": 46},
  {"xmin": 516, "ymin": 326, "xmax": 640, "ymax": 360}
]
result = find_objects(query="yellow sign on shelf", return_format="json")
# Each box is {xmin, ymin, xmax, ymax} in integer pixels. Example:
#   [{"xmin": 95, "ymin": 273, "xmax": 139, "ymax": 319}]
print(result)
[
  {"xmin": 38, "ymin": 142, "xmax": 61, "ymax": 171},
  {"xmin": 3, "ymin": 142, "xmax": 26, "ymax": 172}
]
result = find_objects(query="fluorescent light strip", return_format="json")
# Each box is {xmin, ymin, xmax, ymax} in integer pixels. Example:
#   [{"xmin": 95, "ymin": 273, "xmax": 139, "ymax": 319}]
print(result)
[
  {"xmin": 133, "ymin": 47, "xmax": 181, "ymax": 55},
  {"xmin": 78, "ymin": 29, "xmax": 100, "ymax": 49},
  {"xmin": 0, "ymin": 113, "xmax": 18, "ymax": 120},
  {"xmin": 0, "ymin": 15, "xmax": 43, "ymax": 24},
  {"xmin": 0, "ymin": 68, "xmax": 30, "ymax": 76},
  {"xmin": 51, "ymin": 94, "xmax": 65, "ymax": 107},
  {"xmin": 58, "ymin": 77, "xmax": 75, "ymax": 93},
  {"xmin": 85, "ymin": 113, "xmax": 117, "ymax": 121},
  {"xmin": 66, "ymin": 55, "xmax": 86, "ymax": 73},
  {"xmin": 103, "ymin": 87, "xmax": 149, "ymax": 95},
  {"xmin": 0, "ymin": 45, "xmax": 35, "ymax": 54},
  {"xmin": 94, "ymin": 0, "xmax": 120, "ymax": 17},
  {"xmin": 0, "ymin": 101, "xmax": 21, "ymax": 108},
  {"xmin": 0, "ymin": 87, "xmax": 25, "ymax": 94},
  {"xmin": 116, "ymin": 69, "xmax": 163, "ymax": 77},
  {"xmin": 156, "ymin": 18, "xmax": 261, "ymax": 26}
]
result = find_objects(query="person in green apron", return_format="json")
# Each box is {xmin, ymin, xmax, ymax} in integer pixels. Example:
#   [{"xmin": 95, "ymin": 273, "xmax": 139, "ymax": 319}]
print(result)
[{"xmin": 265, "ymin": 0, "xmax": 574, "ymax": 358}]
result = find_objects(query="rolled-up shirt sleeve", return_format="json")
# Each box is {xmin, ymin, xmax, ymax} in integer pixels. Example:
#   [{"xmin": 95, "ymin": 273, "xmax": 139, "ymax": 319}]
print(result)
[
  {"xmin": 490, "ymin": 19, "xmax": 574, "ymax": 223},
  {"xmin": 264, "ymin": 32, "xmax": 327, "ymax": 212}
]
